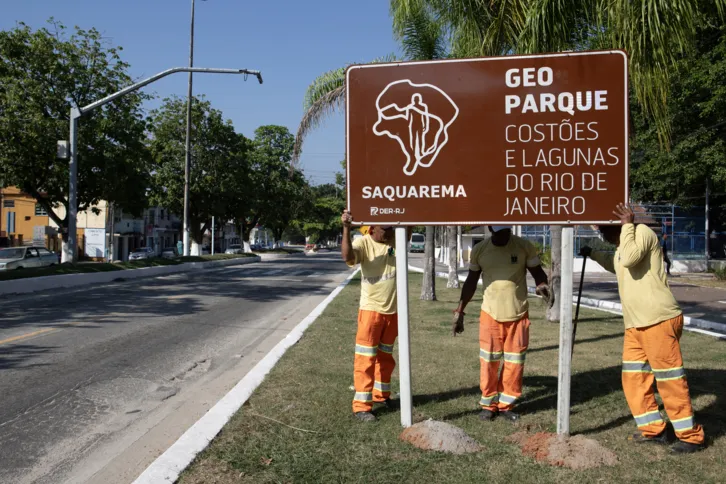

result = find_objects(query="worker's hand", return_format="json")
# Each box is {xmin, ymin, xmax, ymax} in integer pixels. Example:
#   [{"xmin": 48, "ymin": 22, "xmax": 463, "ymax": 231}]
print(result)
[
  {"xmin": 579, "ymin": 246, "xmax": 592, "ymax": 258},
  {"xmin": 452, "ymin": 310, "xmax": 465, "ymax": 336},
  {"xmin": 536, "ymin": 283, "xmax": 553, "ymax": 307},
  {"xmin": 341, "ymin": 210, "xmax": 353, "ymax": 228},
  {"xmin": 613, "ymin": 203, "xmax": 635, "ymax": 225}
]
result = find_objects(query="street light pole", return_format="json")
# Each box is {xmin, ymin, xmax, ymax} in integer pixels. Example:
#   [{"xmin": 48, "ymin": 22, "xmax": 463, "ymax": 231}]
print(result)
[
  {"xmin": 183, "ymin": 0, "xmax": 196, "ymax": 257},
  {"xmin": 62, "ymin": 66, "xmax": 263, "ymax": 263}
]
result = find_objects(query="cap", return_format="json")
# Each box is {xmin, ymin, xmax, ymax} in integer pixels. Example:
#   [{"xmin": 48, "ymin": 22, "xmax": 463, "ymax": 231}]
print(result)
[{"xmin": 490, "ymin": 225, "xmax": 512, "ymax": 233}]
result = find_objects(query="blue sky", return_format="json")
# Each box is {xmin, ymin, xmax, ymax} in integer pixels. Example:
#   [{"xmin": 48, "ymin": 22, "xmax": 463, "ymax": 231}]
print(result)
[{"xmin": 2, "ymin": 0, "xmax": 401, "ymax": 186}]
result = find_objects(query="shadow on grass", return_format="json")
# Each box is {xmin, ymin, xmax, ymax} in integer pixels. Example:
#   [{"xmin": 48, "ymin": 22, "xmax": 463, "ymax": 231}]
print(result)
[
  {"xmin": 428, "ymin": 365, "xmax": 726, "ymax": 441},
  {"xmin": 528, "ymin": 332, "xmax": 623, "ymax": 354}
]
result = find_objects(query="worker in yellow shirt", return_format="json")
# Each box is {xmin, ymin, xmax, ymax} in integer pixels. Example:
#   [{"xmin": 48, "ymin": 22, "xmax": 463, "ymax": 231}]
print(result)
[
  {"xmin": 341, "ymin": 210, "xmax": 403, "ymax": 422},
  {"xmin": 582, "ymin": 203, "xmax": 705, "ymax": 454},
  {"xmin": 452, "ymin": 226, "xmax": 550, "ymax": 422}
]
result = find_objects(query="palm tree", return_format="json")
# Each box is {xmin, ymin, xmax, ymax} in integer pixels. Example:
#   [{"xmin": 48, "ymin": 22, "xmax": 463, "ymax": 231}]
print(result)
[
  {"xmin": 394, "ymin": 0, "xmax": 725, "ymax": 319},
  {"xmin": 293, "ymin": 3, "xmax": 448, "ymax": 302}
]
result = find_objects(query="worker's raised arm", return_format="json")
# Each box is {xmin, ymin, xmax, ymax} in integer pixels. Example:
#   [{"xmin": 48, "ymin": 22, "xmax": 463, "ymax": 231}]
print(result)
[
  {"xmin": 341, "ymin": 210, "xmax": 358, "ymax": 265},
  {"xmin": 583, "ymin": 246, "xmax": 616, "ymax": 274}
]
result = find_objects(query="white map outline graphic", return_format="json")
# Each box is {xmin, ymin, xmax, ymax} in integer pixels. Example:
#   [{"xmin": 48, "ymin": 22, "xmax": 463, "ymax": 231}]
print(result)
[{"xmin": 372, "ymin": 79, "xmax": 459, "ymax": 176}]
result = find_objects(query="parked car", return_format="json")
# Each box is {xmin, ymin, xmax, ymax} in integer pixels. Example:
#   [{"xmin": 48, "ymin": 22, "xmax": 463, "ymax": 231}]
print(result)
[
  {"xmin": 409, "ymin": 233, "xmax": 425, "ymax": 253},
  {"xmin": 225, "ymin": 244, "xmax": 243, "ymax": 255},
  {"xmin": 0, "ymin": 246, "xmax": 59, "ymax": 271},
  {"xmin": 161, "ymin": 247, "xmax": 178, "ymax": 259},
  {"xmin": 129, "ymin": 247, "xmax": 155, "ymax": 261}
]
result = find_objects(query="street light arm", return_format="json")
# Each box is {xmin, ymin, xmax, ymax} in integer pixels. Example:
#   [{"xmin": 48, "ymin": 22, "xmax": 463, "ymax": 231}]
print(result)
[{"xmin": 78, "ymin": 67, "xmax": 262, "ymax": 115}]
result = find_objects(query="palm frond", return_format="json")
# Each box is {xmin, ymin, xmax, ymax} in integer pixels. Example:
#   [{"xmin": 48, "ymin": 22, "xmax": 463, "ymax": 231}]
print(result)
[
  {"xmin": 292, "ymin": 55, "xmax": 397, "ymax": 164},
  {"xmin": 521, "ymin": 0, "xmax": 726, "ymax": 146},
  {"xmin": 398, "ymin": 3, "xmax": 448, "ymax": 60}
]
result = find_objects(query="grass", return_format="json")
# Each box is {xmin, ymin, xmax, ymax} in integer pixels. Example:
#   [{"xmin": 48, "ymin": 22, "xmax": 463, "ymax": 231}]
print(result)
[
  {"xmin": 0, "ymin": 253, "xmax": 255, "ymax": 281},
  {"xmin": 180, "ymin": 273, "xmax": 726, "ymax": 484}
]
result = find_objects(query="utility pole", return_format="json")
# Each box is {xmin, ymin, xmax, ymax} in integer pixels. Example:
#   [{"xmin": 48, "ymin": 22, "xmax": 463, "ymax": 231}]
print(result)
[
  {"xmin": 182, "ymin": 0, "xmax": 196, "ymax": 257},
  {"xmin": 705, "ymin": 179, "xmax": 710, "ymax": 271}
]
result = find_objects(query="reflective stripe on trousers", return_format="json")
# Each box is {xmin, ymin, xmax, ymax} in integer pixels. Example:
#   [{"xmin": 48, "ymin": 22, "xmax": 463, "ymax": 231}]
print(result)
[{"xmin": 353, "ymin": 310, "xmax": 398, "ymax": 413}]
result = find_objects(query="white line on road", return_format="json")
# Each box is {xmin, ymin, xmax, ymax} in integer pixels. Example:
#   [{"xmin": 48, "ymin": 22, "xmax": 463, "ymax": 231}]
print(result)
[
  {"xmin": 306, "ymin": 272, "xmax": 324, "ymax": 278},
  {"xmin": 132, "ymin": 268, "xmax": 360, "ymax": 484}
]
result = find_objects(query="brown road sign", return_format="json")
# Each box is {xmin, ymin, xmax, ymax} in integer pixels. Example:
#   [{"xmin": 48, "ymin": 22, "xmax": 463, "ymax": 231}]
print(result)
[{"xmin": 346, "ymin": 50, "xmax": 629, "ymax": 226}]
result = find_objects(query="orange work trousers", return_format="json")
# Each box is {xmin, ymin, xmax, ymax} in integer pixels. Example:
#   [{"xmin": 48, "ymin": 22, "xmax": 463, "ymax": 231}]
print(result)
[
  {"xmin": 622, "ymin": 314, "xmax": 704, "ymax": 444},
  {"xmin": 352, "ymin": 310, "xmax": 398, "ymax": 413},
  {"xmin": 479, "ymin": 311, "xmax": 530, "ymax": 412}
]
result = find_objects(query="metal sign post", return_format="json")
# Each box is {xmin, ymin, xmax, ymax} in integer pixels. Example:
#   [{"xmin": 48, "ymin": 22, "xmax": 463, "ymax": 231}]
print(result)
[
  {"xmin": 557, "ymin": 226, "xmax": 575, "ymax": 437},
  {"xmin": 395, "ymin": 227, "xmax": 413, "ymax": 427}
]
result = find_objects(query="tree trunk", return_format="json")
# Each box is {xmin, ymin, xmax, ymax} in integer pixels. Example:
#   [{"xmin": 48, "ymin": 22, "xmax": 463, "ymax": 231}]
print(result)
[
  {"xmin": 421, "ymin": 225, "xmax": 436, "ymax": 301},
  {"xmin": 447, "ymin": 226, "xmax": 459, "ymax": 288},
  {"xmin": 547, "ymin": 225, "xmax": 562, "ymax": 322}
]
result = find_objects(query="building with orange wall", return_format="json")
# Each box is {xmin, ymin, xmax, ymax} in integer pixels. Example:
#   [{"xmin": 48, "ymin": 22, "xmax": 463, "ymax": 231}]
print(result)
[{"xmin": 0, "ymin": 186, "xmax": 51, "ymax": 247}]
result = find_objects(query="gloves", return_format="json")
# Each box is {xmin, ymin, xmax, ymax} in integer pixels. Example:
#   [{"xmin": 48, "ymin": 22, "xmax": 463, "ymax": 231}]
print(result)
[
  {"xmin": 580, "ymin": 246, "xmax": 592, "ymax": 258},
  {"xmin": 452, "ymin": 310, "xmax": 465, "ymax": 336},
  {"xmin": 536, "ymin": 283, "xmax": 554, "ymax": 308}
]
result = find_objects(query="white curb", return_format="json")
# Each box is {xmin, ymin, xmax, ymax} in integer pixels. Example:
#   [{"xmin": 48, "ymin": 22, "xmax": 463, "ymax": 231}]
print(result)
[
  {"xmin": 408, "ymin": 265, "xmax": 726, "ymax": 339},
  {"xmin": 132, "ymin": 268, "xmax": 361, "ymax": 484}
]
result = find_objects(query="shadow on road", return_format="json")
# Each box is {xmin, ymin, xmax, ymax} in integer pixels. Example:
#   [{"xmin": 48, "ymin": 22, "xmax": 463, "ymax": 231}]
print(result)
[{"xmin": 0, "ymin": 254, "xmax": 350, "ymax": 370}]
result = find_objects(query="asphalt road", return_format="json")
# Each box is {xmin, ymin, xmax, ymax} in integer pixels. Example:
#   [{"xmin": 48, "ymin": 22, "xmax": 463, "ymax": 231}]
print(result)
[
  {"xmin": 0, "ymin": 252, "xmax": 351, "ymax": 484},
  {"xmin": 408, "ymin": 252, "xmax": 726, "ymax": 326}
]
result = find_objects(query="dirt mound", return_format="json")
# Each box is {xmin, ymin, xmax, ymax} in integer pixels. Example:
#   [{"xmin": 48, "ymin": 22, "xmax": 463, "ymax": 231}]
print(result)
[
  {"xmin": 399, "ymin": 419, "xmax": 482, "ymax": 454},
  {"xmin": 516, "ymin": 432, "xmax": 618, "ymax": 469}
]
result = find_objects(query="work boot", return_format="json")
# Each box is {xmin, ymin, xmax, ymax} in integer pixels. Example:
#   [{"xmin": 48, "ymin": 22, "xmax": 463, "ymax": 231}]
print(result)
[
  {"xmin": 378, "ymin": 398, "xmax": 400, "ymax": 410},
  {"xmin": 627, "ymin": 431, "xmax": 669, "ymax": 445},
  {"xmin": 354, "ymin": 411, "xmax": 377, "ymax": 423},
  {"xmin": 670, "ymin": 440, "xmax": 705, "ymax": 454},
  {"xmin": 478, "ymin": 409, "xmax": 495, "ymax": 421},
  {"xmin": 499, "ymin": 411, "xmax": 520, "ymax": 422}
]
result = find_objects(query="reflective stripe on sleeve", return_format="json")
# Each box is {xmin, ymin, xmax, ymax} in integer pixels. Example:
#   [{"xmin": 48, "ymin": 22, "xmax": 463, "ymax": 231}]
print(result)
[
  {"xmin": 622, "ymin": 360, "xmax": 653, "ymax": 373},
  {"xmin": 634, "ymin": 410, "xmax": 663, "ymax": 427},
  {"xmin": 354, "ymin": 392, "xmax": 373, "ymax": 402},
  {"xmin": 355, "ymin": 344, "xmax": 377, "ymax": 357},
  {"xmin": 373, "ymin": 381, "xmax": 391, "ymax": 393},
  {"xmin": 378, "ymin": 342, "xmax": 394, "ymax": 354},
  {"xmin": 479, "ymin": 349, "xmax": 503, "ymax": 362},
  {"xmin": 526, "ymin": 256, "xmax": 541, "ymax": 268},
  {"xmin": 503, "ymin": 351, "xmax": 526, "ymax": 365},
  {"xmin": 671, "ymin": 415, "xmax": 695, "ymax": 431},
  {"xmin": 652, "ymin": 366, "xmax": 686, "ymax": 381}
]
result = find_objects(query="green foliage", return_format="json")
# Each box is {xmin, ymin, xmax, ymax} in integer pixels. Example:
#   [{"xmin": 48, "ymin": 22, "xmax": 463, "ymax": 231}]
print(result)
[
  {"xmin": 147, "ymin": 95, "xmax": 249, "ymax": 242},
  {"xmin": 0, "ymin": 19, "xmax": 150, "ymax": 231},
  {"xmin": 713, "ymin": 266, "xmax": 726, "ymax": 281},
  {"xmin": 533, "ymin": 242, "xmax": 551, "ymax": 269},
  {"xmin": 629, "ymin": 22, "xmax": 726, "ymax": 230}
]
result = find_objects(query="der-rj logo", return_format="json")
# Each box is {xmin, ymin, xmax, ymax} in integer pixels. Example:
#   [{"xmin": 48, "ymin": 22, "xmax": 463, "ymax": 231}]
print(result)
[{"xmin": 372, "ymin": 79, "xmax": 459, "ymax": 176}]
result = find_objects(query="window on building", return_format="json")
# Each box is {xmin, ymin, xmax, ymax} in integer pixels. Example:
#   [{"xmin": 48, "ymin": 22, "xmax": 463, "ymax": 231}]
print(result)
[
  {"xmin": 35, "ymin": 204, "xmax": 48, "ymax": 216},
  {"xmin": 3, "ymin": 200, "xmax": 14, "ymax": 208},
  {"xmin": 160, "ymin": 209, "xmax": 165, "ymax": 220}
]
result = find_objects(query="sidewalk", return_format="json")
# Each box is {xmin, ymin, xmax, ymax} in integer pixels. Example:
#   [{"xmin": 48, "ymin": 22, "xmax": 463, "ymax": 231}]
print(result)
[{"xmin": 408, "ymin": 253, "xmax": 726, "ymax": 337}]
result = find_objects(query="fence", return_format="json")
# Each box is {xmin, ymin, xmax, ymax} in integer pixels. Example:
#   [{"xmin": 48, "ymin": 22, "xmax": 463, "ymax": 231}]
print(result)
[{"xmin": 520, "ymin": 204, "xmax": 719, "ymax": 259}]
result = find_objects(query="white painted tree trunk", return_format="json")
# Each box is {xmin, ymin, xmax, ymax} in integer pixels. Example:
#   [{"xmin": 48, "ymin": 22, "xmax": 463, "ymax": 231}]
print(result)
[
  {"xmin": 191, "ymin": 240, "xmax": 202, "ymax": 256},
  {"xmin": 447, "ymin": 226, "xmax": 459, "ymax": 288},
  {"xmin": 547, "ymin": 225, "xmax": 562, "ymax": 322},
  {"xmin": 421, "ymin": 225, "xmax": 436, "ymax": 301}
]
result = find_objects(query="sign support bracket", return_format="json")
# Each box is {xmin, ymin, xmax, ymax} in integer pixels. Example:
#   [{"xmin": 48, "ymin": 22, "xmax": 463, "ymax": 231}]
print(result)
[{"xmin": 395, "ymin": 227, "xmax": 413, "ymax": 427}]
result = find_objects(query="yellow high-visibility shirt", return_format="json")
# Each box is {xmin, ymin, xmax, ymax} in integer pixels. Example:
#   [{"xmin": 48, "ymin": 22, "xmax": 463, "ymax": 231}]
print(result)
[
  {"xmin": 347, "ymin": 235, "xmax": 397, "ymax": 314},
  {"xmin": 469, "ymin": 235, "xmax": 541, "ymax": 322},
  {"xmin": 590, "ymin": 223, "xmax": 681, "ymax": 329}
]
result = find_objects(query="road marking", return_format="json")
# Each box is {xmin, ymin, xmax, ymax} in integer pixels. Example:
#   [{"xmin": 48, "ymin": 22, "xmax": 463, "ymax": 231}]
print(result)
[
  {"xmin": 307, "ymin": 272, "xmax": 324, "ymax": 278},
  {"xmin": 0, "ymin": 321, "xmax": 86, "ymax": 346},
  {"xmin": 290, "ymin": 270, "xmax": 308, "ymax": 276},
  {"xmin": 719, "ymin": 301, "xmax": 726, "ymax": 304},
  {"xmin": 0, "ymin": 328, "xmax": 57, "ymax": 345}
]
